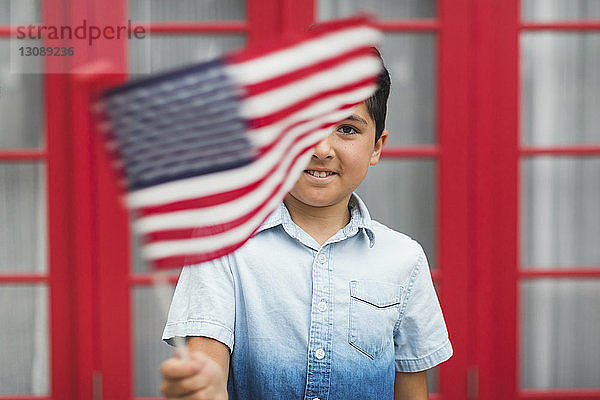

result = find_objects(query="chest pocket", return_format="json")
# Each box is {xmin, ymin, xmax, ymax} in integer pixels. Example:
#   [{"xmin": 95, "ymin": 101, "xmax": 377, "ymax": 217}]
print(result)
[{"xmin": 348, "ymin": 280, "xmax": 403, "ymax": 359}]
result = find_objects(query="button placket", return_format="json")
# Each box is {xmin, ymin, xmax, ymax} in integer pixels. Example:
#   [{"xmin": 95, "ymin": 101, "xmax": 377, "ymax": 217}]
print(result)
[{"xmin": 303, "ymin": 248, "xmax": 333, "ymax": 400}]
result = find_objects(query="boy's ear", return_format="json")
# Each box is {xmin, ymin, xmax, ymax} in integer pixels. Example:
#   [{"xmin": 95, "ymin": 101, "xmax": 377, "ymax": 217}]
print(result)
[{"xmin": 370, "ymin": 129, "xmax": 388, "ymax": 166}]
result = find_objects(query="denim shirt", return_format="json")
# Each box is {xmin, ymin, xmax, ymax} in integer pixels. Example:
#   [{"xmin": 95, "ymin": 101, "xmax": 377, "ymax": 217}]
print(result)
[{"xmin": 163, "ymin": 193, "xmax": 452, "ymax": 400}]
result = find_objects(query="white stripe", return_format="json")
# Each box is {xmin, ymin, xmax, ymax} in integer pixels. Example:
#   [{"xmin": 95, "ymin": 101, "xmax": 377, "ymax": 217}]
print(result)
[
  {"xmin": 248, "ymin": 84, "xmax": 375, "ymax": 148},
  {"xmin": 141, "ymin": 151, "xmax": 313, "ymax": 260},
  {"xmin": 238, "ymin": 56, "xmax": 381, "ymax": 119},
  {"xmin": 126, "ymin": 84, "xmax": 376, "ymax": 208},
  {"xmin": 133, "ymin": 106, "xmax": 356, "ymax": 233},
  {"xmin": 224, "ymin": 26, "xmax": 381, "ymax": 85}
]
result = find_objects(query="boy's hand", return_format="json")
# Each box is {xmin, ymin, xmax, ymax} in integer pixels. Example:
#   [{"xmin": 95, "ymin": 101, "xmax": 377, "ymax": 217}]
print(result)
[{"xmin": 160, "ymin": 351, "xmax": 228, "ymax": 400}]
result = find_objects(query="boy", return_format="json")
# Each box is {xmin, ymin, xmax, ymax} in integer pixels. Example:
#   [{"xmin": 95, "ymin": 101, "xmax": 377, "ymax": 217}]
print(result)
[{"xmin": 160, "ymin": 56, "xmax": 452, "ymax": 400}]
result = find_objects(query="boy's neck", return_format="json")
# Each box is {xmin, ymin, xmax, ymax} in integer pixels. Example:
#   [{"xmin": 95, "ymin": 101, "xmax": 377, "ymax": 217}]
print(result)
[{"xmin": 283, "ymin": 193, "xmax": 352, "ymax": 246}]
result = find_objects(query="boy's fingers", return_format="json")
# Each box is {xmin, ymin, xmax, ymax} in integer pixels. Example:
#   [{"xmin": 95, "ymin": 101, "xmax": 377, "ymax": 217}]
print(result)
[
  {"xmin": 160, "ymin": 370, "xmax": 215, "ymax": 398},
  {"xmin": 160, "ymin": 354, "xmax": 205, "ymax": 380}
]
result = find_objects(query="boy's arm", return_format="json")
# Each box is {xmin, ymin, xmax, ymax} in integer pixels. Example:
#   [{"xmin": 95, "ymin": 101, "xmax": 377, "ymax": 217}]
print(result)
[
  {"xmin": 160, "ymin": 337, "xmax": 230, "ymax": 399},
  {"xmin": 394, "ymin": 371, "xmax": 428, "ymax": 400}
]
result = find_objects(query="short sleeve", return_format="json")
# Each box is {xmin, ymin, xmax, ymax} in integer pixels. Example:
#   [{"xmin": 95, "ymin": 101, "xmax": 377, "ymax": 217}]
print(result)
[
  {"xmin": 393, "ymin": 243, "xmax": 453, "ymax": 372},
  {"xmin": 162, "ymin": 255, "xmax": 235, "ymax": 352}
]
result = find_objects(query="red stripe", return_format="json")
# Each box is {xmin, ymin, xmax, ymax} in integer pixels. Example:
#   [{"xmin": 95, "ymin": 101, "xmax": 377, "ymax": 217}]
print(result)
[
  {"xmin": 248, "ymin": 77, "xmax": 376, "ymax": 130},
  {"xmin": 150, "ymin": 236, "xmax": 257, "ymax": 269},
  {"xmin": 226, "ymin": 16, "xmax": 374, "ymax": 64},
  {"xmin": 244, "ymin": 47, "xmax": 375, "ymax": 97}
]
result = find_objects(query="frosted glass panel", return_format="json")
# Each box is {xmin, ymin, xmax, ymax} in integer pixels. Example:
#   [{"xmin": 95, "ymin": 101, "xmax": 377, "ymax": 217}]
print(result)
[
  {"xmin": 134, "ymin": 285, "xmax": 177, "ymax": 397},
  {"xmin": 521, "ymin": 279, "xmax": 600, "ymax": 388},
  {"xmin": 0, "ymin": 0, "xmax": 41, "ymax": 24},
  {"xmin": 355, "ymin": 159, "xmax": 437, "ymax": 269},
  {"xmin": 523, "ymin": 0, "xmax": 600, "ymax": 21},
  {"xmin": 0, "ymin": 285, "xmax": 49, "ymax": 395},
  {"xmin": 521, "ymin": 157, "xmax": 600, "ymax": 268},
  {"xmin": 129, "ymin": 0, "xmax": 246, "ymax": 22},
  {"xmin": 129, "ymin": 34, "xmax": 245, "ymax": 74},
  {"xmin": 0, "ymin": 163, "xmax": 47, "ymax": 272},
  {"xmin": 521, "ymin": 33, "xmax": 600, "ymax": 146},
  {"xmin": 0, "ymin": 40, "xmax": 45, "ymax": 149},
  {"xmin": 378, "ymin": 34, "xmax": 436, "ymax": 146},
  {"xmin": 318, "ymin": 0, "xmax": 435, "ymax": 20}
]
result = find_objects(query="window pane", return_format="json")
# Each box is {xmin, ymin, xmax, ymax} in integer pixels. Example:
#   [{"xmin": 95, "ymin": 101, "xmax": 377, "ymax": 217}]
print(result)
[
  {"xmin": 133, "ymin": 285, "xmax": 176, "ymax": 397},
  {"xmin": 129, "ymin": 0, "xmax": 246, "ymax": 22},
  {"xmin": 0, "ymin": 0, "xmax": 41, "ymax": 24},
  {"xmin": 0, "ymin": 284, "xmax": 49, "ymax": 395},
  {"xmin": 355, "ymin": 159, "xmax": 437, "ymax": 269},
  {"xmin": 318, "ymin": 0, "xmax": 436, "ymax": 20},
  {"xmin": 520, "ymin": 279, "xmax": 600, "ymax": 389},
  {"xmin": 521, "ymin": 33, "xmax": 600, "ymax": 146},
  {"xmin": 522, "ymin": 0, "xmax": 600, "ymax": 21},
  {"xmin": 0, "ymin": 40, "xmax": 45, "ymax": 148},
  {"xmin": 381, "ymin": 34, "xmax": 437, "ymax": 146},
  {"xmin": 128, "ymin": 34, "xmax": 245, "ymax": 74},
  {"xmin": 521, "ymin": 157, "xmax": 600, "ymax": 268},
  {"xmin": 0, "ymin": 162, "xmax": 46, "ymax": 272}
]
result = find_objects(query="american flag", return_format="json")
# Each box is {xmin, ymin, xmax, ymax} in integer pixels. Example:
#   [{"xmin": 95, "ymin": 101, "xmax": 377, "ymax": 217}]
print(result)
[{"xmin": 97, "ymin": 16, "xmax": 382, "ymax": 269}]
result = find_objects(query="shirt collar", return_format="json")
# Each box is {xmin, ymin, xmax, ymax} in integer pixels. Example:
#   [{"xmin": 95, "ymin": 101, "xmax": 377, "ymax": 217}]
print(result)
[{"xmin": 254, "ymin": 192, "xmax": 376, "ymax": 248}]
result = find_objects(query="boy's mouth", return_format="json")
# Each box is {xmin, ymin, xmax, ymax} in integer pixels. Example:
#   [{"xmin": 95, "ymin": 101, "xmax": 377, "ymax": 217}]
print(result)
[{"xmin": 304, "ymin": 169, "xmax": 337, "ymax": 178}]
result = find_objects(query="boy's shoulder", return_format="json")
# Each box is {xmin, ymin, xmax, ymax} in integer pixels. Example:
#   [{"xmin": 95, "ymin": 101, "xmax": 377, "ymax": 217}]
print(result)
[{"xmin": 368, "ymin": 218, "xmax": 425, "ymax": 259}]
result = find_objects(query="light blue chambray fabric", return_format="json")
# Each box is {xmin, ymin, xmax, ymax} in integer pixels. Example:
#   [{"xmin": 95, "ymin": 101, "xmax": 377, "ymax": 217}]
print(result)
[{"xmin": 163, "ymin": 193, "xmax": 452, "ymax": 400}]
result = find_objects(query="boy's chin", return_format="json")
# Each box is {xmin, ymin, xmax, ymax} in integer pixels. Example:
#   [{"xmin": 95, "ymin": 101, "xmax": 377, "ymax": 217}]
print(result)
[{"xmin": 286, "ymin": 191, "xmax": 349, "ymax": 209}]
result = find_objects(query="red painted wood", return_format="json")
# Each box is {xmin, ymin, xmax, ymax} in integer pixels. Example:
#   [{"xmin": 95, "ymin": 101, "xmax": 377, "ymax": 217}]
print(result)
[
  {"xmin": 130, "ymin": 274, "xmax": 180, "ymax": 286},
  {"xmin": 382, "ymin": 146, "xmax": 439, "ymax": 158},
  {"xmin": 377, "ymin": 19, "xmax": 439, "ymax": 32},
  {"xmin": 438, "ymin": 0, "xmax": 471, "ymax": 399},
  {"xmin": 520, "ymin": 389, "xmax": 600, "ymax": 399},
  {"xmin": 247, "ymin": 0, "xmax": 282, "ymax": 46},
  {"xmin": 520, "ymin": 269, "xmax": 600, "ymax": 279},
  {"xmin": 0, "ymin": 150, "xmax": 46, "ymax": 160},
  {"xmin": 521, "ymin": 21, "xmax": 600, "ymax": 31},
  {"xmin": 520, "ymin": 145, "xmax": 600, "ymax": 156},
  {"xmin": 43, "ymin": 0, "xmax": 75, "ymax": 398},
  {"xmin": 0, "ymin": 274, "xmax": 48, "ymax": 283},
  {"xmin": 470, "ymin": 0, "xmax": 520, "ymax": 399},
  {"xmin": 495, "ymin": 0, "xmax": 520, "ymax": 398},
  {"xmin": 144, "ymin": 21, "xmax": 249, "ymax": 34}
]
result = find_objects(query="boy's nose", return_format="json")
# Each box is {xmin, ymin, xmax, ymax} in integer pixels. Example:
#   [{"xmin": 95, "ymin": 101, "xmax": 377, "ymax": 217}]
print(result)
[{"xmin": 312, "ymin": 133, "xmax": 334, "ymax": 160}]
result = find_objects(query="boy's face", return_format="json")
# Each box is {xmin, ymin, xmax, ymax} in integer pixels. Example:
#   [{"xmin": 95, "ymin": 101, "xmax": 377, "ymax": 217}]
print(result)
[{"xmin": 288, "ymin": 102, "xmax": 388, "ymax": 209}]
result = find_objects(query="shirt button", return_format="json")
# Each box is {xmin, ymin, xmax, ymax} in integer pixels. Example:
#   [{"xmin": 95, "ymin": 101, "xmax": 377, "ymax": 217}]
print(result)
[
  {"xmin": 317, "ymin": 254, "xmax": 326, "ymax": 263},
  {"xmin": 315, "ymin": 348, "xmax": 325, "ymax": 360},
  {"xmin": 317, "ymin": 301, "xmax": 327, "ymax": 312}
]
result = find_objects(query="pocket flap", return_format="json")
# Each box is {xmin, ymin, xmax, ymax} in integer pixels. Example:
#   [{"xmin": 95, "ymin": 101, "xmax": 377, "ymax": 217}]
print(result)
[{"xmin": 350, "ymin": 280, "xmax": 402, "ymax": 308}]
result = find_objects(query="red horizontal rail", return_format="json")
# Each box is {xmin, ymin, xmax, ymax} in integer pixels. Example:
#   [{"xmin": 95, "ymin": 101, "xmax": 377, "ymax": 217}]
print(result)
[
  {"xmin": 129, "ymin": 274, "xmax": 179, "ymax": 285},
  {"xmin": 0, "ymin": 26, "xmax": 16, "ymax": 36},
  {"xmin": 520, "ymin": 145, "xmax": 600, "ymax": 156},
  {"xmin": 0, "ymin": 150, "xmax": 46, "ymax": 161},
  {"xmin": 520, "ymin": 389, "xmax": 600, "ymax": 399},
  {"xmin": 136, "ymin": 21, "xmax": 249, "ymax": 34},
  {"xmin": 520, "ymin": 268, "xmax": 600, "ymax": 279},
  {"xmin": 382, "ymin": 145, "xmax": 439, "ymax": 158},
  {"xmin": 0, "ymin": 274, "xmax": 48, "ymax": 283},
  {"xmin": 521, "ymin": 20, "xmax": 600, "ymax": 31},
  {"xmin": 376, "ymin": 19, "xmax": 439, "ymax": 32}
]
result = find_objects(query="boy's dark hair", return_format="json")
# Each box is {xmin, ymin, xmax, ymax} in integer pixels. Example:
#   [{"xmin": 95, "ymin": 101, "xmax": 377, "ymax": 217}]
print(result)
[{"xmin": 365, "ymin": 48, "xmax": 391, "ymax": 144}]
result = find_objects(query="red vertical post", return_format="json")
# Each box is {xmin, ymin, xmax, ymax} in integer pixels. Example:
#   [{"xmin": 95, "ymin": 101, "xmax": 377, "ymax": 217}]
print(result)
[
  {"xmin": 87, "ymin": 0, "xmax": 131, "ymax": 398},
  {"xmin": 44, "ymin": 0, "xmax": 74, "ymax": 396},
  {"xmin": 438, "ymin": 0, "xmax": 471, "ymax": 399},
  {"xmin": 471, "ymin": 0, "xmax": 519, "ymax": 399}
]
